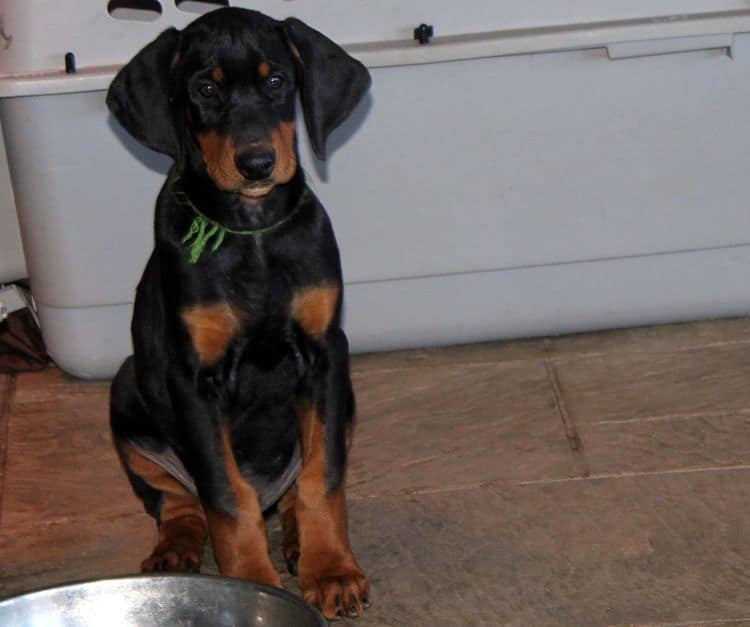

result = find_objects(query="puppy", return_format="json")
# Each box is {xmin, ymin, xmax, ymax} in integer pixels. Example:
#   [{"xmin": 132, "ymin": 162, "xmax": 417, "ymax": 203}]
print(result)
[{"xmin": 107, "ymin": 7, "xmax": 371, "ymax": 619}]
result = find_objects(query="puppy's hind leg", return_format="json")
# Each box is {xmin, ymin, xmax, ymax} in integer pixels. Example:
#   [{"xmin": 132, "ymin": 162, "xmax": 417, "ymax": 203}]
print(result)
[
  {"xmin": 117, "ymin": 439, "xmax": 207, "ymax": 573},
  {"xmin": 111, "ymin": 358, "xmax": 207, "ymax": 573}
]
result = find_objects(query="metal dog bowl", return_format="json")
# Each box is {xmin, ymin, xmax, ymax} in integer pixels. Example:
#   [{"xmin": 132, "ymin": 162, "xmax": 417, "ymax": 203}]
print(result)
[{"xmin": 0, "ymin": 575, "xmax": 326, "ymax": 626}]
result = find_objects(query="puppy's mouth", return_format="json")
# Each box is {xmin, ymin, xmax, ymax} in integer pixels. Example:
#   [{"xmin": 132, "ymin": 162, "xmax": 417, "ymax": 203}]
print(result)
[{"xmin": 238, "ymin": 179, "xmax": 275, "ymax": 200}]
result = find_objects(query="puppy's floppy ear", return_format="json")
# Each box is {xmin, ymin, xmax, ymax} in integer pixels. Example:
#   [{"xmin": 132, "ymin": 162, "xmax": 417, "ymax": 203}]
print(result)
[
  {"xmin": 282, "ymin": 18, "xmax": 371, "ymax": 160},
  {"xmin": 107, "ymin": 28, "xmax": 181, "ymax": 158}
]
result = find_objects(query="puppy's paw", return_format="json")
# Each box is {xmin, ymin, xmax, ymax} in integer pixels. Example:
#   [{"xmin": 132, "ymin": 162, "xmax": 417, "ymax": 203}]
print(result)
[
  {"xmin": 141, "ymin": 547, "xmax": 202, "ymax": 573},
  {"xmin": 140, "ymin": 515, "xmax": 205, "ymax": 573},
  {"xmin": 299, "ymin": 559, "xmax": 369, "ymax": 620}
]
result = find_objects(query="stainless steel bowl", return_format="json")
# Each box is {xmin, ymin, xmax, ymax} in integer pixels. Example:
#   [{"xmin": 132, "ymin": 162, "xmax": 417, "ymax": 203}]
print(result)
[{"xmin": 0, "ymin": 575, "xmax": 326, "ymax": 626}]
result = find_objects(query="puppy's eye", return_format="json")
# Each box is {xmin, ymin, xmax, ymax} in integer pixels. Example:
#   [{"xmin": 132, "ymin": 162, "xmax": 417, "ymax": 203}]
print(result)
[
  {"xmin": 266, "ymin": 74, "xmax": 284, "ymax": 90},
  {"xmin": 198, "ymin": 81, "xmax": 218, "ymax": 98}
]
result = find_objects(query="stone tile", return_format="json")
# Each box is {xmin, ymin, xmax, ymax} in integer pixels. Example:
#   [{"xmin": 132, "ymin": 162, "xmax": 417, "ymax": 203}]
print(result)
[
  {"xmin": 12, "ymin": 367, "xmax": 109, "ymax": 406},
  {"xmin": 579, "ymin": 414, "xmax": 750, "ymax": 477},
  {"xmin": 0, "ymin": 375, "xmax": 13, "ymax": 512},
  {"xmin": 2, "ymin": 379, "xmax": 140, "ymax": 528},
  {"xmin": 351, "ymin": 337, "xmax": 547, "ymax": 373},
  {"xmin": 0, "ymin": 512, "xmax": 154, "ymax": 598},
  {"xmin": 341, "ymin": 470, "xmax": 750, "ymax": 626},
  {"xmin": 351, "ymin": 318, "xmax": 750, "ymax": 374},
  {"xmin": 5, "ymin": 471, "xmax": 750, "ymax": 626},
  {"xmin": 348, "ymin": 360, "xmax": 576, "ymax": 498},
  {"xmin": 551, "ymin": 345, "xmax": 750, "ymax": 424},
  {"xmin": 4, "ymin": 321, "xmax": 750, "ymax": 625}
]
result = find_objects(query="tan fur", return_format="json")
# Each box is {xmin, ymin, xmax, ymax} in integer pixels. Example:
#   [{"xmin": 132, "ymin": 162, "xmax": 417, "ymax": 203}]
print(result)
[
  {"xmin": 269, "ymin": 121, "xmax": 298, "ymax": 185},
  {"xmin": 196, "ymin": 132, "xmax": 242, "ymax": 192},
  {"xmin": 120, "ymin": 441, "xmax": 207, "ymax": 573},
  {"xmin": 180, "ymin": 302, "xmax": 241, "ymax": 366},
  {"xmin": 293, "ymin": 401, "xmax": 369, "ymax": 618},
  {"xmin": 205, "ymin": 425, "xmax": 281, "ymax": 586},
  {"xmin": 198, "ymin": 123, "xmax": 298, "ymax": 197},
  {"xmin": 291, "ymin": 283, "xmax": 340, "ymax": 340}
]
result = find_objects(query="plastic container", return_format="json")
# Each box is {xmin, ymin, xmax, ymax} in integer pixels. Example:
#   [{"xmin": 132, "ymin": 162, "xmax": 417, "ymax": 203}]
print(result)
[
  {"xmin": 0, "ymin": 121, "xmax": 24, "ymax": 283},
  {"xmin": 1, "ymin": 1, "xmax": 750, "ymax": 377}
]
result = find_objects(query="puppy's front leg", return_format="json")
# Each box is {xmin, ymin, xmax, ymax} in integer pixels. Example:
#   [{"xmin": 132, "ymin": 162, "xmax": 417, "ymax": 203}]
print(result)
[
  {"xmin": 168, "ymin": 370, "xmax": 281, "ymax": 587},
  {"xmin": 292, "ymin": 326, "xmax": 369, "ymax": 619}
]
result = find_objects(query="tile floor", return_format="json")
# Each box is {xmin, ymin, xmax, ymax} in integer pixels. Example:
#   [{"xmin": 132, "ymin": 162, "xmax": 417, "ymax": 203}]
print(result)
[{"xmin": 1, "ymin": 318, "xmax": 750, "ymax": 626}]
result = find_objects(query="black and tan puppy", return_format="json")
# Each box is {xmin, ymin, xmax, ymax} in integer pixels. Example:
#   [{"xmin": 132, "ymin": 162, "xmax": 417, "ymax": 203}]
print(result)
[{"xmin": 107, "ymin": 7, "xmax": 371, "ymax": 620}]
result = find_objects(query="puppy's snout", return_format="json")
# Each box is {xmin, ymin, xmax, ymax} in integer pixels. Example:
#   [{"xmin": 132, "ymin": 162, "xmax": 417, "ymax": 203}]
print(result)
[{"xmin": 235, "ymin": 149, "xmax": 276, "ymax": 181}]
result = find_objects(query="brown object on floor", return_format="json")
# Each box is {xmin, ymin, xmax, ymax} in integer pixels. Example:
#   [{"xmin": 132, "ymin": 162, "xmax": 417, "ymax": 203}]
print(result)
[
  {"xmin": 2, "ymin": 318, "xmax": 750, "ymax": 625},
  {"xmin": 0, "ymin": 309, "xmax": 48, "ymax": 374}
]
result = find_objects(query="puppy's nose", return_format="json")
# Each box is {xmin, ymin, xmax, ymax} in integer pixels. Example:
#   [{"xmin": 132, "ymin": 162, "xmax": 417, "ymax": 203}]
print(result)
[{"xmin": 235, "ymin": 149, "xmax": 276, "ymax": 181}]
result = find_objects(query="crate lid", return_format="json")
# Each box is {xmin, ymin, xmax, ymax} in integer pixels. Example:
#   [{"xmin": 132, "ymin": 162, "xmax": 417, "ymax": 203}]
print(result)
[{"xmin": 1, "ymin": 0, "xmax": 750, "ymax": 97}]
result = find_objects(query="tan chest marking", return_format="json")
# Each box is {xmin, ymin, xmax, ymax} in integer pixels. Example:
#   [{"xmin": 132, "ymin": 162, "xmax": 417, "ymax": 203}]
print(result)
[
  {"xmin": 181, "ymin": 303, "xmax": 242, "ymax": 366},
  {"xmin": 291, "ymin": 284, "xmax": 340, "ymax": 340}
]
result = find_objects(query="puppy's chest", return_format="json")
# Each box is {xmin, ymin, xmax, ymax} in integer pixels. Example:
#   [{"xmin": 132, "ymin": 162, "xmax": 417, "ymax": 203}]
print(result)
[{"xmin": 179, "ymin": 277, "xmax": 339, "ymax": 369}]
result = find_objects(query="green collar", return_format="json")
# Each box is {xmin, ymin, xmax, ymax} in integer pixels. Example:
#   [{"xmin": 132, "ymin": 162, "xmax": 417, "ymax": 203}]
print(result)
[{"xmin": 172, "ymin": 173, "xmax": 311, "ymax": 263}]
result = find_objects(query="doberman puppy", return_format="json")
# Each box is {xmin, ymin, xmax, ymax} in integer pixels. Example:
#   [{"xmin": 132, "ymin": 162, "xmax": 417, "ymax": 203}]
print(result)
[{"xmin": 107, "ymin": 7, "xmax": 371, "ymax": 620}]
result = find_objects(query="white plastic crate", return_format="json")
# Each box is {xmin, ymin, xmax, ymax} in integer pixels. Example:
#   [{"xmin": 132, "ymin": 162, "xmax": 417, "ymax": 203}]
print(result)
[
  {"xmin": 1, "ymin": 1, "xmax": 750, "ymax": 377},
  {"xmin": 0, "ymin": 119, "xmax": 24, "ymax": 283}
]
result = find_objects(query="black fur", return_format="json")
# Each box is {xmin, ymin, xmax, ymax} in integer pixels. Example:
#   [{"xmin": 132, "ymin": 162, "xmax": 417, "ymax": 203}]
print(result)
[{"xmin": 108, "ymin": 7, "xmax": 370, "ymax": 520}]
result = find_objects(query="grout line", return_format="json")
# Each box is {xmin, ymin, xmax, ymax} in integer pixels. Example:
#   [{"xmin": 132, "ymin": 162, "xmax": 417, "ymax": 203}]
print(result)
[
  {"xmin": 609, "ymin": 617, "xmax": 750, "ymax": 626},
  {"xmin": 516, "ymin": 463, "xmax": 750, "ymax": 486},
  {"xmin": 669, "ymin": 338, "xmax": 750, "ymax": 352},
  {"xmin": 591, "ymin": 407, "xmax": 750, "ymax": 426},
  {"xmin": 0, "ymin": 509, "xmax": 148, "ymax": 535},
  {"xmin": 545, "ymin": 337, "xmax": 750, "ymax": 364},
  {"xmin": 543, "ymin": 357, "xmax": 582, "ymax": 452},
  {"xmin": 351, "ymin": 356, "xmax": 543, "ymax": 377},
  {"xmin": 351, "ymin": 323, "xmax": 750, "ymax": 376},
  {"xmin": 349, "ymin": 463, "xmax": 750, "ymax": 501},
  {"xmin": 350, "ymin": 481, "xmax": 493, "ymax": 500},
  {"xmin": 351, "ymin": 334, "xmax": 750, "ymax": 377},
  {"xmin": 542, "ymin": 352, "xmax": 593, "ymax": 481}
]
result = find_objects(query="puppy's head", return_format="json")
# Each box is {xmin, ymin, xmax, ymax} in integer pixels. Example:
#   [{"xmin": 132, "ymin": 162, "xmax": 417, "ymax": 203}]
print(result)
[{"xmin": 107, "ymin": 8, "xmax": 370, "ymax": 200}]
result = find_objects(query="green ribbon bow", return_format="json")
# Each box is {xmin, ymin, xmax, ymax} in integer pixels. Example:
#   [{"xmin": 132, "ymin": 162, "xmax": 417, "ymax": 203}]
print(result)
[{"xmin": 173, "ymin": 174, "xmax": 311, "ymax": 263}]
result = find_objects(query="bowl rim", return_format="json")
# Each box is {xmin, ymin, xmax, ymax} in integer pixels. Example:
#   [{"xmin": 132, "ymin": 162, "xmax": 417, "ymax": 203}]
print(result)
[{"xmin": 0, "ymin": 573, "xmax": 327, "ymax": 626}]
